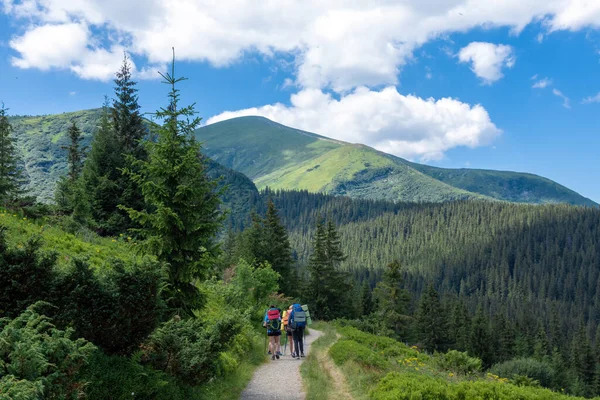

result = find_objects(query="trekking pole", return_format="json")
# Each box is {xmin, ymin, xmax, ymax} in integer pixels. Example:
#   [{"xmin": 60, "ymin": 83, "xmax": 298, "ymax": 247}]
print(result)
[{"xmin": 264, "ymin": 329, "xmax": 268, "ymax": 355}]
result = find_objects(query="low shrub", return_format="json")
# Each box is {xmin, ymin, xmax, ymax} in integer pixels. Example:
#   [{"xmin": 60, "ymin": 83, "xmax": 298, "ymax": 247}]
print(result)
[
  {"xmin": 370, "ymin": 372, "xmax": 587, "ymax": 400},
  {"xmin": 337, "ymin": 326, "xmax": 399, "ymax": 350},
  {"xmin": 0, "ymin": 303, "xmax": 96, "ymax": 399},
  {"xmin": 435, "ymin": 350, "xmax": 482, "ymax": 376},
  {"xmin": 490, "ymin": 357, "xmax": 555, "ymax": 389},
  {"xmin": 141, "ymin": 314, "xmax": 242, "ymax": 385}
]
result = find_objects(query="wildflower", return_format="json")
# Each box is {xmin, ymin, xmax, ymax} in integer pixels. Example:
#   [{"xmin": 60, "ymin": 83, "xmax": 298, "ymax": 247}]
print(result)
[
  {"xmin": 120, "ymin": 233, "xmax": 124, "ymax": 237},
  {"xmin": 112, "ymin": 239, "xmax": 117, "ymax": 243},
  {"xmin": 449, "ymin": 373, "xmax": 454, "ymax": 377},
  {"xmin": 127, "ymin": 236, "xmax": 132, "ymax": 241}
]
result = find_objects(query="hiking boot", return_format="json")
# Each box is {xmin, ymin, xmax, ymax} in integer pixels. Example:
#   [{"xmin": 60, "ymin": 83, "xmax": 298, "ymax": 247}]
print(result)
[
  {"xmin": 271, "ymin": 354, "xmax": 275, "ymax": 360},
  {"xmin": 276, "ymin": 354, "xmax": 280, "ymax": 359},
  {"xmin": 267, "ymin": 351, "xmax": 272, "ymax": 355},
  {"xmin": 301, "ymin": 353, "xmax": 305, "ymax": 358},
  {"xmin": 291, "ymin": 353, "xmax": 297, "ymax": 358}
]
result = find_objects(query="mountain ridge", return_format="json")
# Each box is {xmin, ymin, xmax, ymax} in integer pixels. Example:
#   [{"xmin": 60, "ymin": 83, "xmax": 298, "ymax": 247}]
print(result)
[
  {"xmin": 199, "ymin": 116, "xmax": 596, "ymax": 206},
  {"xmin": 7, "ymin": 109, "xmax": 596, "ymax": 206}
]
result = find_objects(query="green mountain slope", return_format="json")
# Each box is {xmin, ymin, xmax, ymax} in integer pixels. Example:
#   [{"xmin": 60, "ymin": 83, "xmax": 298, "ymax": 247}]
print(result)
[
  {"xmin": 10, "ymin": 109, "xmax": 104, "ymax": 202},
  {"xmin": 199, "ymin": 116, "xmax": 596, "ymax": 205},
  {"xmin": 8, "ymin": 110, "xmax": 262, "ymax": 218}
]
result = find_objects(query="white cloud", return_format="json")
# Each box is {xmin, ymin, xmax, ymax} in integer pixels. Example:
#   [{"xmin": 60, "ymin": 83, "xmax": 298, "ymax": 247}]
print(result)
[
  {"xmin": 552, "ymin": 88, "xmax": 571, "ymax": 108},
  {"xmin": 206, "ymin": 87, "xmax": 500, "ymax": 161},
  {"xmin": 536, "ymin": 33, "xmax": 544, "ymax": 43},
  {"xmin": 9, "ymin": 23, "xmax": 90, "ymax": 70},
  {"xmin": 532, "ymin": 77, "xmax": 552, "ymax": 88},
  {"xmin": 8, "ymin": 22, "xmax": 133, "ymax": 80},
  {"xmin": 69, "ymin": 91, "xmax": 76, "ymax": 96},
  {"xmin": 3, "ymin": 0, "xmax": 600, "ymax": 90},
  {"xmin": 458, "ymin": 42, "xmax": 515, "ymax": 84},
  {"xmin": 582, "ymin": 92, "xmax": 600, "ymax": 104}
]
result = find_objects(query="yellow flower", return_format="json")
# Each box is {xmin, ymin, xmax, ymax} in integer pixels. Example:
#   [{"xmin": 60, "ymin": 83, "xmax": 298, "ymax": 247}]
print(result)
[
  {"xmin": 120, "ymin": 233, "xmax": 124, "ymax": 237},
  {"xmin": 449, "ymin": 373, "xmax": 454, "ymax": 377},
  {"xmin": 112, "ymin": 239, "xmax": 117, "ymax": 243},
  {"xmin": 127, "ymin": 237, "xmax": 132, "ymax": 241}
]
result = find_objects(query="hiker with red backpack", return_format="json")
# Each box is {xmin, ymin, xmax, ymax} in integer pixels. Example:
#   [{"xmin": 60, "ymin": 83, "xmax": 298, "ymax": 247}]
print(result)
[
  {"xmin": 263, "ymin": 305, "xmax": 282, "ymax": 360},
  {"xmin": 288, "ymin": 303, "xmax": 307, "ymax": 358}
]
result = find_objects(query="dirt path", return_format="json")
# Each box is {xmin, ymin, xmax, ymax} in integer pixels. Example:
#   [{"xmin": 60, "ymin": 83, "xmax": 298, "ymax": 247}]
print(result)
[
  {"xmin": 316, "ymin": 334, "xmax": 354, "ymax": 400},
  {"xmin": 240, "ymin": 329, "xmax": 323, "ymax": 400}
]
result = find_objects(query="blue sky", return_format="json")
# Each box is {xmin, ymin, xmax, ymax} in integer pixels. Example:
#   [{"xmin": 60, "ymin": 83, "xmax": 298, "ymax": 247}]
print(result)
[{"xmin": 1, "ymin": 1, "xmax": 600, "ymax": 202}]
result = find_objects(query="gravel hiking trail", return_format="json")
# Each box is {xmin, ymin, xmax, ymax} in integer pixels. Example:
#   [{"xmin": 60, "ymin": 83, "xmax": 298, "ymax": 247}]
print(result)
[{"xmin": 240, "ymin": 329, "xmax": 323, "ymax": 400}]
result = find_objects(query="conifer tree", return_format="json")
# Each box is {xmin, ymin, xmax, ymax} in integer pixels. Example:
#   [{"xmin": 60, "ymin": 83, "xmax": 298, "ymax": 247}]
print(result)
[
  {"xmin": 121, "ymin": 50, "xmax": 223, "ymax": 316},
  {"xmin": 469, "ymin": 307, "xmax": 493, "ymax": 367},
  {"xmin": 450, "ymin": 299, "xmax": 471, "ymax": 352},
  {"xmin": 80, "ymin": 99, "xmax": 122, "ymax": 233},
  {"xmin": 533, "ymin": 322, "xmax": 550, "ymax": 361},
  {"xmin": 263, "ymin": 199, "xmax": 294, "ymax": 294},
  {"xmin": 0, "ymin": 104, "xmax": 23, "ymax": 204},
  {"xmin": 359, "ymin": 280, "xmax": 375, "ymax": 316},
  {"xmin": 416, "ymin": 284, "xmax": 449, "ymax": 352},
  {"xmin": 81, "ymin": 54, "xmax": 146, "ymax": 235},
  {"xmin": 63, "ymin": 122, "xmax": 85, "ymax": 181},
  {"xmin": 374, "ymin": 260, "xmax": 411, "ymax": 339},
  {"xmin": 55, "ymin": 122, "xmax": 89, "ymax": 222},
  {"xmin": 307, "ymin": 217, "xmax": 352, "ymax": 320},
  {"xmin": 113, "ymin": 53, "xmax": 146, "ymax": 155},
  {"xmin": 571, "ymin": 323, "xmax": 596, "ymax": 394}
]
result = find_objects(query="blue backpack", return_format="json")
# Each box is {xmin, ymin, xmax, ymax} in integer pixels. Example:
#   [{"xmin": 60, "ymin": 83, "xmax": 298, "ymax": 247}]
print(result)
[{"xmin": 291, "ymin": 304, "xmax": 306, "ymax": 328}]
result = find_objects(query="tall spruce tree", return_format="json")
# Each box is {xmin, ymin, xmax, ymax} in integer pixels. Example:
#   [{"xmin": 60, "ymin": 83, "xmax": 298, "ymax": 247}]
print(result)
[
  {"xmin": 374, "ymin": 260, "xmax": 411, "ymax": 340},
  {"xmin": 80, "ymin": 99, "xmax": 122, "ymax": 233},
  {"xmin": 55, "ymin": 122, "xmax": 89, "ymax": 222},
  {"xmin": 121, "ymin": 50, "xmax": 223, "ymax": 316},
  {"xmin": 82, "ymin": 54, "xmax": 146, "ymax": 235},
  {"xmin": 359, "ymin": 280, "xmax": 375, "ymax": 316},
  {"xmin": 0, "ymin": 104, "xmax": 23, "ymax": 205},
  {"xmin": 450, "ymin": 299, "xmax": 471, "ymax": 352},
  {"xmin": 307, "ymin": 217, "xmax": 352, "ymax": 320},
  {"xmin": 416, "ymin": 284, "xmax": 449, "ymax": 352},
  {"xmin": 469, "ymin": 307, "xmax": 493, "ymax": 367},
  {"xmin": 63, "ymin": 122, "xmax": 85, "ymax": 181},
  {"xmin": 264, "ymin": 199, "xmax": 295, "ymax": 295}
]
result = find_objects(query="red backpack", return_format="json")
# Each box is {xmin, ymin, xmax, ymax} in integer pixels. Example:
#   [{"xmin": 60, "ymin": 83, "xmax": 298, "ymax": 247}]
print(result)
[{"xmin": 267, "ymin": 308, "xmax": 280, "ymax": 320}]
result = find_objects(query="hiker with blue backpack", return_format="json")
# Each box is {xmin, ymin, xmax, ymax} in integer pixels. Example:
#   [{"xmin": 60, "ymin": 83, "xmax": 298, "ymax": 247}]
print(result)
[
  {"xmin": 263, "ymin": 305, "xmax": 282, "ymax": 360},
  {"xmin": 288, "ymin": 303, "xmax": 307, "ymax": 358}
]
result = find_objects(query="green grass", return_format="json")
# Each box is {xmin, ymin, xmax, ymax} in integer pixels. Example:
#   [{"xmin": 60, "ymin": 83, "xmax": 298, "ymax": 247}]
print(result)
[{"xmin": 0, "ymin": 209, "xmax": 143, "ymax": 269}]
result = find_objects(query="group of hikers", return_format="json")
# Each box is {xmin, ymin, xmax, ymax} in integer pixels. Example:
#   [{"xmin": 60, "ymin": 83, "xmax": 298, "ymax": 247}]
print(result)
[{"xmin": 263, "ymin": 303, "xmax": 309, "ymax": 360}]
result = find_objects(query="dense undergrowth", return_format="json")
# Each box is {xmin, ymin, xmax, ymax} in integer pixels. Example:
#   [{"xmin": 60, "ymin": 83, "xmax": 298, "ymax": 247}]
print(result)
[
  {"xmin": 328, "ymin": 324, "xmax": 599, "ymax": 400},
  {"xmin": 0, "ymin": 212, "xmax": 279, "ymax": 399}
]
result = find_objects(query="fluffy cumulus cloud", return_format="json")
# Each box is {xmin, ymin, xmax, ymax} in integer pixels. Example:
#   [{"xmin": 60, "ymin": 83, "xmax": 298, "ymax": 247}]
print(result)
[
  {"xmin": 207, "ymin": 87, "xmax": 500, "ymax": 161},
  {"xmin": 458, "ymin": 42, "xmax": 515, "ymax": 84},
  {"xmin": 4, "ymin": 0, "xmax": 600, "ymax": 88}
]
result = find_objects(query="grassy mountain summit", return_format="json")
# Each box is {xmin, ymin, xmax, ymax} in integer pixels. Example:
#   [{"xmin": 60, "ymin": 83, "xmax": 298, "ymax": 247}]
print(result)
[{"xmin": 199, "ymin": 116, "xmax": 596, "ymax": 206}]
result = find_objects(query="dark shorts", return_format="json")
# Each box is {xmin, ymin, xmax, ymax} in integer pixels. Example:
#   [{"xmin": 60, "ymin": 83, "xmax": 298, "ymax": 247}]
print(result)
[
  {"xmin": 286, "ymin": 329, "xmax": 293, "ymax": 336},
  {"xmin": 267, "ymin": 331, "xmax": 281, "ymax": 337}
]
